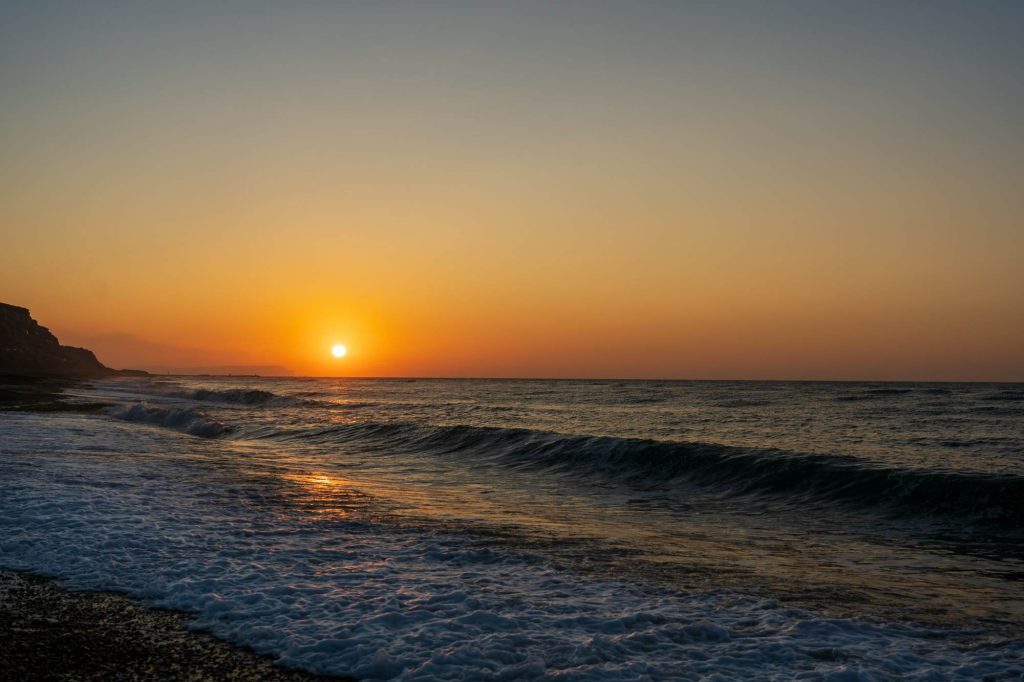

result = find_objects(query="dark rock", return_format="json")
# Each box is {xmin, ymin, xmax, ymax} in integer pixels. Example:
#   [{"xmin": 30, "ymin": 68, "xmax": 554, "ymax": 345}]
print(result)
[{"xmin": 0, "ymin": 302, "xmax": 146, "ymax": 377}]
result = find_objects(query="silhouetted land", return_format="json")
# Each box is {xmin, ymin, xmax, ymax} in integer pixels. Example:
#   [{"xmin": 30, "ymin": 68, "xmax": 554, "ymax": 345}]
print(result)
[{"xmin": 0, "ymin": 302, "xmax": 145, "ymax": 378}]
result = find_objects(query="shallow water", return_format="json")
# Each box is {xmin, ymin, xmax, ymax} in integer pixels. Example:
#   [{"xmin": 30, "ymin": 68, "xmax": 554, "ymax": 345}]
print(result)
[{"xmin": 2, "ymin": 377, "xmax": 1022, "ymax": 679}]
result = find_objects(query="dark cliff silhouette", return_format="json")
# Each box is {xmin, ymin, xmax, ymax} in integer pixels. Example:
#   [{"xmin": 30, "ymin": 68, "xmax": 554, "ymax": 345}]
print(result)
[{"xmin": 0, "ymin": 303, "xmax": 146, "ymax": 377}]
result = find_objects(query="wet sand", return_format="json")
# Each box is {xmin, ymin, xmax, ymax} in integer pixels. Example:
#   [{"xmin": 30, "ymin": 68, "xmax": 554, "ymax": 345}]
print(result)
[
  {"xmin": 0, "ymin": 376, "xmax": 103, "ymax": 412},
  {"xmin": 0, "ymin": 570, "xmax": 353, "ymax": 681}
]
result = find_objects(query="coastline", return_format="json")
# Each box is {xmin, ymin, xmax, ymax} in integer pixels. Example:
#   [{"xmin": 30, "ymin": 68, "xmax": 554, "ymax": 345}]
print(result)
[
  {"xmin": 0, "ymin": 374, "xmax": 350, "ymax": 681},
  {"xmin": 0, "ymin": 570, "xmax": 353, "ymax": 681},
  {"xmin": 0, "ymin": 375, "xmax": 111, "ymax": 413},
  {"xmin": 3, "ymin": 374, "xmax": 1022, "ymax": 677}
]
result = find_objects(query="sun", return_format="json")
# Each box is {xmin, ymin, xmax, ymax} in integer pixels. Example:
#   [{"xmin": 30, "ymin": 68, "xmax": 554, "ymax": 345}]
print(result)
[{"xmin": 331, "ymin": 344, "xmax": 347, "ymax": 358}]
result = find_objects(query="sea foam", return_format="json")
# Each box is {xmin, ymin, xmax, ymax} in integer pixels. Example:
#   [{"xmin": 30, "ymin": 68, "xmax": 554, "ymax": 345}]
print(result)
[
  {"xmin": 4, "ymin": 377, "xmax": 1023, "ymax": 680},
  {"xmin": 106, "ymin": 403, "xmax": 228, "ymax": 437},
  {"xmin": 4, "ymin": 444, "xmax": 1019, "ymax": 675},
  {"xmin": 1, "ymin": 412, "xmax": 1022, "ymax": 680}
]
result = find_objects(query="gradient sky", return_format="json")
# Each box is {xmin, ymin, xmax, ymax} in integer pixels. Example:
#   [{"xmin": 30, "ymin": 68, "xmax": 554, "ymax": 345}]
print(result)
[{"xmin": 2, "ymin": 1, "xmax": 1022, "ymax": 379}]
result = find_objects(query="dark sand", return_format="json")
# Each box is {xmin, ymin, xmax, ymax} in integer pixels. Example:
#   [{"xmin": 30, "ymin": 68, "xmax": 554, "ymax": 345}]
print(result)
[{"xmin": 0, "ymin": 570, "xmax": 354, "ymax": 681}]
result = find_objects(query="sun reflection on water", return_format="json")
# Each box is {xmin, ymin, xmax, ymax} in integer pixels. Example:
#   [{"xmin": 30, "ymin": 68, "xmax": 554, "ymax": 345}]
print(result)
[{"xmin": 281, "ymin": 472, "xmax": 364, "ymax": 518}]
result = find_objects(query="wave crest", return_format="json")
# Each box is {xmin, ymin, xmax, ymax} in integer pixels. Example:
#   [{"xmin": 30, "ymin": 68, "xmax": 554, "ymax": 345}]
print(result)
[
  {"xmin": 189, "ymin": 388, "xmax": 279, "ymax": 404},
  {"xmin": 133, "ymin": 382, "xmax": 325, "ymax": 408},
  {"xmin": 107, "ymin": 403, "xmax": 229, "ymax": 438},
  {"xmin": 275, "ymin": 421, "xmax": 1024, "ymax": 527}
]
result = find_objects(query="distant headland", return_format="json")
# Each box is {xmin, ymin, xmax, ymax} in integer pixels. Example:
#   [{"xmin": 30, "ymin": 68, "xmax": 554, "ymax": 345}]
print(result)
[
  {"xmin": 0, "ymin": 302, "xmax": 146, "ymax": 377},
  {"xmin": 144, "ymin": 365, "xmax": 295, "ymax": 377}
]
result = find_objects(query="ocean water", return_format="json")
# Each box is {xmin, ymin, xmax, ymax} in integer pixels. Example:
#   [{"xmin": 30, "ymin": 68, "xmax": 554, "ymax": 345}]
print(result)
[{"xmin": 1, "ymin": 376, "xmax": 1022, "ymax": 680}]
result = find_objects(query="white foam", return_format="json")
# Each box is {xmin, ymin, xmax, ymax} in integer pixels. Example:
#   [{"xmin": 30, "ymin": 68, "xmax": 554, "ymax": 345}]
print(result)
[
  {"xmin": 1, "ymin": 412, "xmax": 1020, "ymax": 680},
  {"xmin": 105, "ymin": 403, "xmax": 228, "ymax": 437}
]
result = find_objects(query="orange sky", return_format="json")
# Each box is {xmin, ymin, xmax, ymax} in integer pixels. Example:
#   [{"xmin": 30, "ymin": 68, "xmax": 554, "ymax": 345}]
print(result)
[{"xmin": 2, "ymin": 3, "xmax": 1022, "ymax": 380}]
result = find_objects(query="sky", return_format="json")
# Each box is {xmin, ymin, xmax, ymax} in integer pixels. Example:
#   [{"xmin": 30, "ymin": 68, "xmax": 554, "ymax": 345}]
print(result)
[{"xmin": 1, "ymin": 1, "xmax": 1022, "ymax": 380}]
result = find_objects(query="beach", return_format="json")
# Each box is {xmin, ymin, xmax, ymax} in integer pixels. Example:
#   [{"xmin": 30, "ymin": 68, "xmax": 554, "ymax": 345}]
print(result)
[
  {"xmin": 0, "ymin": 570, "xmax": 349, "ymax": 681},
  {"xmin": 4, "ymin": 1, "xmax": 1023, "ymax": 678},
  {"xmin": 1, "ymin": 376, "xmax": 1022, "ymax": 679}
]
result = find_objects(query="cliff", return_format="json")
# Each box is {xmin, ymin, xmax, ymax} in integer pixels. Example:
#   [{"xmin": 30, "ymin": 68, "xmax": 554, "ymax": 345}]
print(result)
[{"xmin": 0, "ymin": 303, "xmax": 144, "ymax": 377}]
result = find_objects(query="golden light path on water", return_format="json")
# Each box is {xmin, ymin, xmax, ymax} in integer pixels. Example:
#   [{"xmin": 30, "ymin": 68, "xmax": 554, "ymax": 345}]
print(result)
[
  {"xmin": 3, "ymin": 375, "xmax": 1021, "ymax": 678},
  {"xmin": 271, "ymin": 459, "xmax": 1006, "ymax": 627}
]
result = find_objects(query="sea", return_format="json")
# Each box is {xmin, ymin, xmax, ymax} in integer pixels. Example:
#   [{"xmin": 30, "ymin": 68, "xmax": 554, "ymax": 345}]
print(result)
[{"xmin": 1, "ymin": 376, "xmax": 1022, "ymax": 680}]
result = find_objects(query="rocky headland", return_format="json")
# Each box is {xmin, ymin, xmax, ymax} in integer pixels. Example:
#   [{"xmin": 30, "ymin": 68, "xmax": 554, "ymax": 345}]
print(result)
[{"xmin": 0, "ymin": 302, "xmax": 145, "ymax": 378}]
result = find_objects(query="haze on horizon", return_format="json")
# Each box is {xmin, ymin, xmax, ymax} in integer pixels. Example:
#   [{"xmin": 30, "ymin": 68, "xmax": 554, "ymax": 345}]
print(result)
[{"xmin": 2, "ymin": 1, "xmax": 1022, "ymax": 381}]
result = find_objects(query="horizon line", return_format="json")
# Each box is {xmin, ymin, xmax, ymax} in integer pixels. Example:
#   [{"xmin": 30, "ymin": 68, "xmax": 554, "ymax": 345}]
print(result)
[{"xmin": 145, "ymin": 373, "xmax": 1024, "ymax": 384}]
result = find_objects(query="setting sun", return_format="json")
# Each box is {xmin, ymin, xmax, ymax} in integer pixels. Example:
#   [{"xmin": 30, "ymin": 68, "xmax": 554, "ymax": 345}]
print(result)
[{"xmin": 2, "ymin": 4, "xmax": 1023, "ymax": 679}]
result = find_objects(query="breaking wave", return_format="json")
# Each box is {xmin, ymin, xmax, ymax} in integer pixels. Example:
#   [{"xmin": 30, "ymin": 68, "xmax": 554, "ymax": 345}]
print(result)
[
  {"xmin": 139, "ymin": 384, "xmax": 327, "ymax": 408},
  {"xmin": 182, "ymin": 387, "xmax": 336, "ymax": 408},
  {"xmin": 106, "ymin": 403, "xmax": 229, "ymax": 438},
  {"xmin": 189, "ymin": 388, "xmax": 280, "ymax": 404},
  {"xmin": 267, "ymin": 421, "xmax": 1024, "ymax": 527}
]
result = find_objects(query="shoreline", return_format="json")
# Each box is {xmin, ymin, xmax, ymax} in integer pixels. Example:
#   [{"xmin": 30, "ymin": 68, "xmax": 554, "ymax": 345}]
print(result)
[
  {"xmin": 0, "ymin": 570, "xmax": 353, "ymax": 681},
  {"xmin": 3, "ymin": 376, "xmax": 1022, "ymax": 678}
]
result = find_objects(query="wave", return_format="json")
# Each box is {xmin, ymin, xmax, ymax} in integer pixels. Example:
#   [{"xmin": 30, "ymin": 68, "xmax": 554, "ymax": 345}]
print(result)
[
  {"xmin": 190, "ymin": 388, "xmax": 280, "ymax": 404},
  {"xmin": 183, "ymin": 387, "xmax": 334, "ymax": 408},
  {"xmin": 106, "ymin": 403, "xmax": 229, "ymax": 438},
  {"xmin": 970, "ymin": 405, "xmax": 1024, "ymax": 417},
  {"xmin": 129, "ymin": 383, "xmax": 328, "ymax": 408},
  {"xmin": 713, "ymin": 399, "xmax": 771, "ymax": 408},
  {"xmin": 181, "ymin": 387, "xmax": 379, "ymax": 411},
  {"xmin": 982, "ymin": 391, "xmax": 1024, "ymax": 402},
  {"xmin": 835, "ymin": 387, "xmax": 937, "ymax": 401},
  {"xmin": 271, "ymin": 421, "xmax": 1024, "ymax": 527},
  {"xmin": 620, "ymin": 395, "xmax": 669, "ymax": 404}
]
